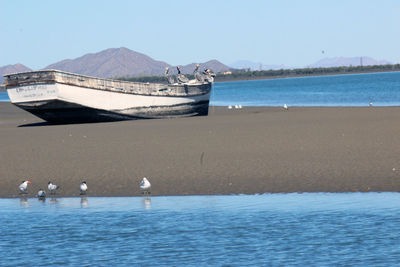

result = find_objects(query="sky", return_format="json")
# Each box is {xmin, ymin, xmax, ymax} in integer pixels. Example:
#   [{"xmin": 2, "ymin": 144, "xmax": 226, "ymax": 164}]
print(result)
[{"xmin": 1, "ymin": 0, "xmax": 400, "ymax": 69}]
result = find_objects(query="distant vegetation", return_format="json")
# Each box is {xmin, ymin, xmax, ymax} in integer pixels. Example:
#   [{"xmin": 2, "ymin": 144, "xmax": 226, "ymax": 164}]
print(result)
[
  {"xmin": 216, "ymin": 64, "xmax": 400, "ymax": 81},
  {"xmin": 117, "ymin": 64, "xmax": 400, "ymax": 83}
]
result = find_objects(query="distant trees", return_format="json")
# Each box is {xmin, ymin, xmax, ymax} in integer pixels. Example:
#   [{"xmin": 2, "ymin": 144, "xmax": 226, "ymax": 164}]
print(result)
[
  {"xmin": 215, "ymin": 64, "xmax": 400, "ymax": 81},
  {"xmin": 116, "ymin": 64, "xmax": 400, "ymax": 83}
]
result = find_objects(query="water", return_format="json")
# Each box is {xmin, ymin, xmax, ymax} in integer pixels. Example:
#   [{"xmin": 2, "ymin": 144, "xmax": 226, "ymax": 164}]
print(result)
[
  {"xmin": 211, "ymin": 71, "xmax": 400, "ymax": 106},
  {"xmin": 1, "ymin": 193, "xmax": 399, "ymax": 266},
  {"xmin": 0, "ymin": 91, "xmax": 9, "ymax": 102},
  {"xmin": 2, "ymin": 71, "xmax": 400, "ymax": 106}
]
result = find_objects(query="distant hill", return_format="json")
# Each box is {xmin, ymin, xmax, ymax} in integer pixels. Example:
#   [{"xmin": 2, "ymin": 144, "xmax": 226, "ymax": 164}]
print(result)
[
  {"xmin": 0, "ymin": 64, "xmax": 32, "ymax": 83},
  {"xmin": 230, "ymin": 60, "xmax": 287, "ymax": 71},
  {"xmin": 310, "ymin": 57, "xmax": 391, "ymax": 68},
  {"xmin": 46, "ymin": 47, "xmax": 171, "ymax": 78},
  {"xmin": 179, "ymin": 60, "xmax": 231, "ymax": 74}
]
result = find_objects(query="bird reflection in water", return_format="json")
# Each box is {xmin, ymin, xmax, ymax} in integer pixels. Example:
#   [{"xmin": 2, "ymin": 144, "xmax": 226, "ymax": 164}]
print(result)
[
  {"xmin": 19, "ymin": 197, "xmax": 29, "ymax": 207},
  {"xmin": 49, "ymin": 198, "xmax": 59, "ymax": 205},
  {"xmin": 80, "ymin": 197, "xmax": 88, "ymax": 208},
  {"xmin": 142, "ymin": 197, "xmax": 151, "ymax": 210}
]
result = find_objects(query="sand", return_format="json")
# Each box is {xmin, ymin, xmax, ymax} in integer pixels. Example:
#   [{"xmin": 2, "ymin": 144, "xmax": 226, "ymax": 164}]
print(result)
[{"xmin": 1, "ymin": 102, "xmax": 400, "ymax": 198}]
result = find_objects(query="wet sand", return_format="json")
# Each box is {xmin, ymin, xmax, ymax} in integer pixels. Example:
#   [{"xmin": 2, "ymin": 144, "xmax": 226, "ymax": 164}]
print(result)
[{"xmin": 1, "ymin": 102, "xmax": 400, "ymax": 198}]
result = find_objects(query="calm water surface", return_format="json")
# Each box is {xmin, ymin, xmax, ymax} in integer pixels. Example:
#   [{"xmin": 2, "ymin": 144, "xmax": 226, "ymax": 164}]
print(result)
[
  {"xmin": 1, "ymin": 193, "xmax": 399, "ymax": 266},
  {"xmin": 211, "ymin": 71, "xmax": 400, "ymax": 106}
]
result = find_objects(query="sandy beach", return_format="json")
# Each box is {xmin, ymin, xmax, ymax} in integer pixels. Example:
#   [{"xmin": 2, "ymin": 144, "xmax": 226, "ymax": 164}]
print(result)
[{"xmin": 1, "ymin": 102, "xmax": 400, "ymax": 198}]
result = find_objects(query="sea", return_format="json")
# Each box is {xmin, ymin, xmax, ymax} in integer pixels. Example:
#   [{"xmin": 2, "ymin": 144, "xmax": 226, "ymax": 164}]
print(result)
[
  {"xmin": 210, "ymin": 71, "xmax": 400, "ymax": 107},
  {"xmin": 1, "ymin": 193, "xmax": 400, "ymax": 266},
  {"xmin": 2, "ymin": 72, "xmax": 400, "ymax": 266}
]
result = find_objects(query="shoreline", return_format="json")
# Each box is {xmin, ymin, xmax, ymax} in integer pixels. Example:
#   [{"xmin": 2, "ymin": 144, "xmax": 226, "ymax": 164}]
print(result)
[
  {"xmin": 215, "ymin": 69, "xmax": 400, "ymax": 82},
  {"xmin": 1, "ymin": 102, "xmax": 400, "ymax": 198}
]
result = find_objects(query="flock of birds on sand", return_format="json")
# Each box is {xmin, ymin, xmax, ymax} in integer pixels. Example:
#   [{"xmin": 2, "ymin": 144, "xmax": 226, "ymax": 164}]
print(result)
[{"xmin": 18, "ymin": 177, "xmax": 151, "ymax": 199}]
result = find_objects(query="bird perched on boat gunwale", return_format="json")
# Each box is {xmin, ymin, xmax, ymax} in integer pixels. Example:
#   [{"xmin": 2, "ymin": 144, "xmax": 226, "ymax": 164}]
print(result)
[
  {"xmin": 19, "ymin": 180, "xmax": 32, "ymax": 194},
  {"xmin": 140, "ymin": 177, "xmax": 151, "ymax": 195}
]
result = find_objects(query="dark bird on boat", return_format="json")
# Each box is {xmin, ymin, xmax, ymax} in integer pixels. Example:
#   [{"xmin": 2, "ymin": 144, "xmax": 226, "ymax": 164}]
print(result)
[{"xmin": 176, "ymin": 66, "xmax": 189, "ymax": 83}]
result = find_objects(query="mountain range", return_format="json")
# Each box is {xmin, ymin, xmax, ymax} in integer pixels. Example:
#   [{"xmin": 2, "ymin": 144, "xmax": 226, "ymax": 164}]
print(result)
[
  {"xmin": 0, "ymin": 47, "xmax": 231, "ymax": 83},
  {"xmin": 230, "ymin": 57, "xmax": 392, "ymax": 71},
  {"xmin": 0, "ymin": 48, "xmax": 393, "ymax": 83},
  {"xmin": 308, "ymin": 57, "xmax": 391, "ymax": 68},
  {"xmin": 229, "ymin": 60, "xmax": 287, "ymax": 70}
]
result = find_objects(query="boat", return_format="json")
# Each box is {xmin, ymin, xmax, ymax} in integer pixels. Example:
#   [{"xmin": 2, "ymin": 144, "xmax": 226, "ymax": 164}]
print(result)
[{"xmin": 4, "ymin": 67, "xmax": 214, "ymax": 123}]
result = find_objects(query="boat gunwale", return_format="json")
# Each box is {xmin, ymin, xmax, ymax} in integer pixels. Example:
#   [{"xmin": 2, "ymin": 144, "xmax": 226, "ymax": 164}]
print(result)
[{"xmin": 3, "ymin": 69, "xmax": 211, "ymax": 88}]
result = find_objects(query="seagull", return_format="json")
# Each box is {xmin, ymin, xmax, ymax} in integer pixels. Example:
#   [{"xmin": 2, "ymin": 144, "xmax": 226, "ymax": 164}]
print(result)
[
  {"xmin": 37, "ymin": 189, "xmax": 46, "ymax": 199},
  {"xmin": 283, "ymin": 104, "xmax": 288, "ymax": 110},
  {"xmin": 80, "ymin": 181, "xmax": 88, "ymax": 195},
  {"xmin": 228, "ymin": 105, "xmax": 232, "ymax": 109},
  {"xmin": 48, "ymin": 181, "xmax": 60, "ymax": 195},
  {"xmin": 140, "ymin": 177, "xmax": 151, "ymax": 195},
  {"xmin": 235, "ymin": 105, "xmax": 239, "ymax": 109},
  {"xmin": 238, "ymin": 104, "xmax": 242, "ymax": 109},
  {"xmin": 19, "ymin": 180, "xmax": 32, "ymax": 194}
]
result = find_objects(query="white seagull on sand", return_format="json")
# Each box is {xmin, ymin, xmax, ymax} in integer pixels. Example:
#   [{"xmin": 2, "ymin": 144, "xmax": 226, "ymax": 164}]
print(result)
[
  {"xmin": 140, "ymin": 177, "xmax": 151, "ymax": 195},
  {"xmin": 80, "ymin": 181, "xmax": 88, "ymax": 195},
  {"xmin": 37, "ymin": 189, "xmax": 46, "ymax": 199},
  {"xmin": 283, "ymin": 104, "xmax": 288, "ymax": 110},
  {"xmin": 19, "ymin": 180, "xmax": 32, "ymax": 194},
  {"xmin": 48, "ymin": 181, "xmax": 60, "ymax": 194}
]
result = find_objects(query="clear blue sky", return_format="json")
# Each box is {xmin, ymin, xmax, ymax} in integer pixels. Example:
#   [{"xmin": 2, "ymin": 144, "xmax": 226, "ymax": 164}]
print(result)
[{"xmin": 1, "ymin": 0, "xmax": 399, "ymax": 69}]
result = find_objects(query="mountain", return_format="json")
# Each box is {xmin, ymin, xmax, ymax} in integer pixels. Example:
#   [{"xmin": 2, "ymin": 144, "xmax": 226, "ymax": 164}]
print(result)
[
  {"xmin": 229, "ymin": 60, "xmax": 287, "ymax": 70},
  {"xmin": 0, "ymin": 64, "xmax": 32, "ymax": 83},
  {"xmin": 45, "ymin": 47, "xmax": 231, "ymax": 78},
  {"xmin": 46, "ymin": 47, "xmax": 171, "ymax": 78},
  {"xmin": 179, "ymin": 60, "xmax": 231, "ymax": 74},
  {"xmin": 309, "ymin": 57, "xmax": 391, "ymax": 68}
]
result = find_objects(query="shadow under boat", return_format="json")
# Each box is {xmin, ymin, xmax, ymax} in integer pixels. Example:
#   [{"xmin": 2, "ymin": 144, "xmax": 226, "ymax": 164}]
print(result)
[{"xmin": 16, "ymin": 99, "xmax": 209, "ymax": 126}]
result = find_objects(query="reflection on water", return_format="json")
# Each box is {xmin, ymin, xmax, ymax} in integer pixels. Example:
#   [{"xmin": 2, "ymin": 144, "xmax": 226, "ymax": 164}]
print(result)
[
  {"xmin": 49, "ymin": 198, "xmax": 58, "ymax": 205},
  {"xmin": 142, "ymin": 197, "xmax": 151, "ymax": 210},
  {"xmin": 19, "ymin": 197, "xmax": 28, "ymax": 207},
  {"xmin": 3, "ymin": 193, "xmax": 400, "ymax": 266},
  {"xmin": 80, "ymin": 197, "xmax": 88, "ymax": 208}
]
